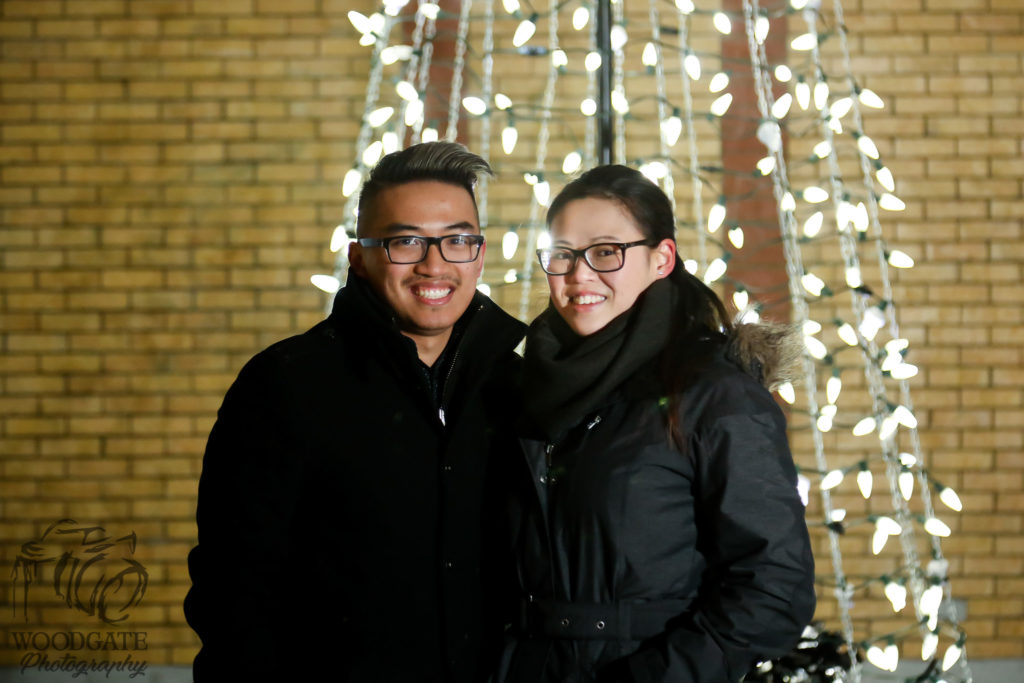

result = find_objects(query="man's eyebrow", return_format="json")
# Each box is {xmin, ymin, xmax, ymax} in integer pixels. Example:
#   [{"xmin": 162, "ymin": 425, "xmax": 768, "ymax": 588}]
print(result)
[{"xmin": 381, "ymin": 222, "xmax": 478, "ymax": 234}]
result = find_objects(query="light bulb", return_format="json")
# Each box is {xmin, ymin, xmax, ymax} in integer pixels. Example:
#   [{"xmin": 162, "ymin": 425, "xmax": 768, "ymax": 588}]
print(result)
[
  {"xmin": 756, "ymin": 121, "xmax": 782, "ymax": 153},
  {"xmin": 802, "ymin": 186, "xmax": 829, "ymax": 203},
  {"xmin": 830, "ymin": 508, "xmax": 846, "ymax": 522},
  {"xmin": 828, "ymin": 114, "xmax": 843, "ymax": 134},
  {"xmin": 572, "ymin": 6, "xmax": 590, "ymax": 30},
  {"xmin": 939, "ymin": 486, "xmax": 963, "ymax": 511},
  {"xmin": 580, "ymin": 98, "xmax": 597, "ymax": 116},
  {"xmin": 899, "ymin": 470, "xmax": 914, "ymax": 500},
  {"xmin": 774, "ymin": 64, "xmax": 792, "ymax": 82},
  {"xmin": 611, "ymin": 87, "xmax": 629, "ymax": 114},
  {"xmin": 803, "ymin": 319, "xmax": 822, "ymax": 335},
  {"xmin": 348, "ymin": 10, "xmax": 374, "ymax": 35},
  {"xmin": 639, "ymin": 161, "xmax": 669, "ymax": 181},
  {"xmin": 879, "ymin": 414, "xmax": 899, "ymax": 440},
  {"xmin": 781, "ymin": 192, "xmax": 796, "ymax": 211},
  {"xmin": 893, "ymin": 404, "xmax": 917, "ymax": 428},
  {"xmin": 675, "ymin": 0, "xmax": 695, "ymax": 13},
  {"xmin": 396, "ymin": 80, "xmax": 418, "ymax": 102},
  {"xmin": 777, "ymin": 382, "xmax": 796, "ymax": 404},
  {"xmin": 532, "ymin": 180, "xmax": 550, "ymax": 206},
  {"xmin": 942, "ymin": 643, "xmax": 962, "ymax": 672},
  {"xmin": 476, "ymin": 283, "xmax": 491, "ymax": 297},
  {"xmin": 703, "ymin": 257, "xmax": 727, "ymax": 284},
  {"xmin": 755, "ymin": 16, "xmax": 770, "ymax": 44},
  {"xmin": 732, "ymin": 290, "xmax": 748, "ymax": 310},
  {"xmin": 707, "ymin": 202, "xmax": 726, "ymax": 233},
  {"xmin": 584, "ymin": 52, "xmax": 602, "ymax": 72},
  {"xmin": 925, "ymin": 517, "xmax": 951, "ymax": 537},
  {"xmin": 885, "ymin": 643, "xmax": 900, "ymax": 672},
  {"xmin": 742, "ymin": 310, "xmax": 761, "ymax": 325},
  {"xmin": 859, "ymin": 307, "xmax": 886, "ymax": 341},
  {"xmin": 404, "ymin": 98, "xmax": 423, "ymax": 126},
  {"xmin": 879, "ymin": 193, "xmax": 906, "ymax": 211},
  {"xmin": 683, "ymin": 259, "xmax": 698, "ymax": 274},
  {"xmin": 756, "ymin": 156, "xmax": 776, "ymax": 176},
  {"xmin": 562, "ymin": 151, "xmax": 582, "ymax": 174},
  {"xmin": 503, "ymin": 268, "xmax": 517, "ymax": 284},
  {"xmin": 661, "ymin": 116, "xmax": 683, "ymax": 146},
  {"xmin": 709, "ymin": 72, "xmax": 730, "ymax": 92},
  {"xmin": 728, "ymin": 226, "xmax": 744, "ymax": 249},
  {"xmin": 362, "ymin": 140, "xmax": 384, "ymax": 166},
  {"xmin": 684, "ymin": 53, "xmax": 701, "ymax": 80},
  {"xmin": 712, "ymin": 12, "xmax": 731, "ymax": 35},
  {"xmin": 383, "ymin": 0, "xmax": 410, "ymax": 17},
  {"xmin": 854, "ymin": 201, "xmax": 870, "ymax": 231},
  {"xmin": 367, "ymin": 106, "xmax": 394, "ymax": 128},
  {"xmin": 876, "ymin": 165, "xmax": 896, "ymax": 192},
  {"xmin": 876, "ymin": 515, "xmax": 902, "ymax": 536},
  {"xmin": 796, "ymin": 81, "xmax": 810, "ymax": 110},
  {"xmin": 791, "ymin": 33, "xmax": 817, "ymax": 51},
  {"xmin": 837, "ymin": 323, "xmax": 858, "ymax": 346},
  {"xmin": 871, "ymin": 529, "xmax": 889, "ymax": 555},
  {"xmin": 826, "ymin": 375, "xmax": 842, "ymax": 403},
  {"xmin": 536, "ymin": 231, "xmax": 551, "ymax": 249},
  {"xmin": 836, "ymin": 200, "xmax": 857, "ymax": 230},
  {"xmin": 642, "ymin": 43, "xmax": 658, "ymax": 68},
  {"xmin": 867, "ymin": 645, "xmax": 887, "ymax": 670},
  {"xmin": 859, "ymin": 88, "xmax": 885, "ymax": 109},
  {"xmin": 380, "ymin": 44, "xmax": 413, "ymax": 64},
  {"xmin": 421, "ymin": 127, "xmax": 438, "ymax": 143},
  {"xmin": 922, "ymin": 632, "xmax": 939, "ymax": 661},
  {"xmin": 330, "ymin": 225, "xmax": 350, "ymax": 253},
  {"xmin": 462, "ymin": 96, "xmax": 487, "ymax": 116},
  {"xmin": 610, "ymin": 25, "xmax": 628, "ymax": 50},
  {"xmin": 845, "ymin": 266, "xmax": 862, "ymax": 288},
  {"xmin": 418, "ymin": 3, "xmax": 440, "ymax": 19},
  {"xmin": 891, "ymin": 363, "xmax": 919, "ymax": 379},
  {"xmin": 494, "ymin": 93, "xmax": 513, "ymax": 110},
  {"xmin": 551, "ymin": 49, "xmax": 568, "ymax": 68},
  {"xmin": 858, "ymin": 468, "xmax": 873, "ymax": 498},
  {"xmin": 501, "ymin": 126, "xmax": 518, "ymax": 155},
  {"xmin": 813, "ymin": 140, "xmax": 832, "ymax": 158},
  {"xmin": 829, "ymin": 96, "xmax": 853, "ymax": 118},
  {"xmin": 920, "ymin": 584, "xmax": 943, "ymax": 623},
  {"xmin": 771, "ymin": 93, "xmax": 793, "ymax": 119},
  {"xmin": 801, "ymin": 272, "xmax": 826, "ymax": 296},
  {"xmin": 311, "ymin": 274, "xmax": 341, "ymax": 293},
  {"xmin": 820, "ymin": 469, "xmax": 844, "ymax": 490},
  {"xmin": 804, "ymin": 335, "xmax": 827, "ymax": 359},
  {"xmin": 888, "ymin": 250, "xmax": 914, "ymax": 268},
  {"xmin": 501, "ymin": 230, "xmax": 519, "ymax": 261},
  {"xmin": 710, "ymin": 93, "xmax": 733, "ymax": 116},
  {"xmin": 853, "ymin": 416, "xmax": 876, "ymax": 436},
  {"xmin": 857, "ymin": 133, "xmax": 880, "ymax": 159},
  {"xmin": 381, "ymin": 131, "xmax": 399, "ymax": 154},
  {"xmin": 885, "ymin": 581, "xmax": 907, "ymax": 611},
  {"xmin": 803, "ymin": 211, "xmax": 824, "ymax": 237},
  {"xmin": 813, "ymin": 81, "xmax": 829, "ymax": 111},
  {"xmin": 512, "ymin": 19, "xmax": 536, "ymax": 47},
  {"xmin": 502, "ymin": 0, "xmax": 520, "ymax": 12},
  {"xmin": 342, "ymin": 168, "xmax": 362, "ymax": 198}
]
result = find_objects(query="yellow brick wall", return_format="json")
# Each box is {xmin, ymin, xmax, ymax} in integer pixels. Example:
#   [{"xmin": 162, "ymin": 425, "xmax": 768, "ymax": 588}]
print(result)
[{"xmin": 1, "ymin": 0, "xmax": 1021, "ymax": 668}]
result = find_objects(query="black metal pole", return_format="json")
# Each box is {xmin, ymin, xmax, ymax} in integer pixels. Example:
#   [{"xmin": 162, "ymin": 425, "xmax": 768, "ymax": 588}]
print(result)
[{"xmin": 595, "ymin": 0, "xmax": 613, "ymax": 165}]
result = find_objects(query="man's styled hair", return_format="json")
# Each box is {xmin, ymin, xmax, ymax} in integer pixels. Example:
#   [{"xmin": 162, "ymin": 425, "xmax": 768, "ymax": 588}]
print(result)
[{"xmin": 356, "ymin": 141, "xmax": 494, "ymax": 236}]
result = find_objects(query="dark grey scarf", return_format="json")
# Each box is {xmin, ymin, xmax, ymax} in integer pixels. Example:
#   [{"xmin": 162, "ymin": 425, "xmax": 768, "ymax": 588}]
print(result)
[{"xmin": 522, "ymin": 277, "xmax": 677, "ymax": 439}]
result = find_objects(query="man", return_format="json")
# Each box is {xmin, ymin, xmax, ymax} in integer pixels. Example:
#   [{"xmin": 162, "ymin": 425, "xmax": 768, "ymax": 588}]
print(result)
[{"xmin": 184, "ymin": 142, "xmax": 526, "ymax": 681}]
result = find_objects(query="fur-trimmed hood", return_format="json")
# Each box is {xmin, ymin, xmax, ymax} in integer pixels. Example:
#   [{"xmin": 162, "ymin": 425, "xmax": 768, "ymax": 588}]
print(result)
[{"xmin": 725, "ymin": 321, "xmax": 803, "ymax": 391}]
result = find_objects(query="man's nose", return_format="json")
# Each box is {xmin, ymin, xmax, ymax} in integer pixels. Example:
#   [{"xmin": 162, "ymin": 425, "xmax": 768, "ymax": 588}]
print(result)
[{"xmin": 414, "ymin": 242, "xmax": 448, "ymax": 273}]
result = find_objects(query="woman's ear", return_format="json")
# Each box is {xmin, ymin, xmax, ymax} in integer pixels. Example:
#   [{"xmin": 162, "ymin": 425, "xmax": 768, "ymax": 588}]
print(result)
[{"xmin": 654, "ymin": 239, "xmax": 677, "ymax": 278}]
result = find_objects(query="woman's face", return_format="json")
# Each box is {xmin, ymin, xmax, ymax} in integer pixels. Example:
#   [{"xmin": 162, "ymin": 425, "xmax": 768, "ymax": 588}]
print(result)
[{"xmin": 547, "ymin": 197, "xmax": 676, "ymax": 337}]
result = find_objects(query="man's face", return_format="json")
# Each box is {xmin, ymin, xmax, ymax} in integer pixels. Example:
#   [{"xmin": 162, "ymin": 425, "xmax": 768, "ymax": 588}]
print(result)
[{"xmin": 349, "ymin": 180, "xmax": 485, "ymax": 349}]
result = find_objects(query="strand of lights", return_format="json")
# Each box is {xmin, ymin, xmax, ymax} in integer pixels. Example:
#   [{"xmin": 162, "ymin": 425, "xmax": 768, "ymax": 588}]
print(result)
[
  {"xmin": 516, "ymin": 1, "xmax": 561, "ymax": 321},
  {"xmin": 674, "ymin": 5, "xmax": 708, "ymax": 271},
  {"xmin": 444, "ymin": 0, "xmax": 474, "ymax": 142},
  {"xmin": 646, "ymin": 0, "xmax": 675, "ymax": 211},
  {"xmin": 611, "ymin": 1, "xmax": 627, "ymax": 164},
  {"xmin": 741, "ymin": 2, "xmax": 861, "ymax": 677},
  {"xmin": 476, "ymin": 0, "xmax": 497, "ymax": 232}
]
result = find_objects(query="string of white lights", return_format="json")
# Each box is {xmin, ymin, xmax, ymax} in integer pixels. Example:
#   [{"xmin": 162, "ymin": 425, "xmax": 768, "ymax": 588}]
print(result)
[
  {"xmin": 674, "ymin": 4, "xmax": 708, "ymax": 271},
  {"xmin": 477, "ymin": 0, "xmax": 497, "ymax": 229},
  {"xmin": 646, "ymin": 0, "xmax": 676, "ymax": 211},
  {"xmin": 444, "ymin": 0, "xmax": 474, "ymax": 142}
]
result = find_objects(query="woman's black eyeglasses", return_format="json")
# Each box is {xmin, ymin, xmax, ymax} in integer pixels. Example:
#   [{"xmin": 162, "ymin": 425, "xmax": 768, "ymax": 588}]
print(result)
[
  {"xmin": 358, "ymin": 234, "xmax": 485, "ymax": 264},
  {"xmin": 536, "ymin": 240, "xmax": 653, "ymax": 275}
]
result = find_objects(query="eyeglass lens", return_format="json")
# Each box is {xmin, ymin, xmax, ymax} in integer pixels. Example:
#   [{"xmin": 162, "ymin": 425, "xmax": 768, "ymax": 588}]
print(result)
[
  {"xmin": 388, "ymin": 235, "xmax": 481, "ymax": 264},
  {"xmin": 541, "ymin": 244, "xmax": 623, "ymax": 274}
]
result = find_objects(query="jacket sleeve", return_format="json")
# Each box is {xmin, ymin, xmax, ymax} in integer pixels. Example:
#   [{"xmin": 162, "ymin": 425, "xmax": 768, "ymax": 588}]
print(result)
[
  {"xmin": 617, "ymin": 377, "xmax": 816, "ymax": 683},
  {"xmin": 183, "ymin": 352, "xmax": 305, "ymax": 680}
]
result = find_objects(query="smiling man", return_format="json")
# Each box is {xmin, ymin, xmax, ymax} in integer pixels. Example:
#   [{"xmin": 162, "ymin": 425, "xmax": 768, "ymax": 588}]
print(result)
[{"xmin": 185, "ymin": 142, "xmax": 526, "ymax": 682}]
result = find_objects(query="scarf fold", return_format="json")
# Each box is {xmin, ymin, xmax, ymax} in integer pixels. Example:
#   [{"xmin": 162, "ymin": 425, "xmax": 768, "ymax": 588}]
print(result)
[{"xmin": 523, "ymin": 277, "xmax": 677, "ymax": 439}]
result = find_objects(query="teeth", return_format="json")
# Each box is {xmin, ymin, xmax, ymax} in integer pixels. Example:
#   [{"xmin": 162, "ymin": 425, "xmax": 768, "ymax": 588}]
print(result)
[
  {"xmin": 415, "ymin": 287, "xmax": 452, "ymax": 300},
  {"xmin": 571, "ymin": 294, "xmax": 606, "ymax": 305}
]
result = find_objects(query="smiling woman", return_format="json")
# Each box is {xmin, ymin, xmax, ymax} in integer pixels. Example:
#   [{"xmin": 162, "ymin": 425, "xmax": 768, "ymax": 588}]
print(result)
[{"xmin": 499, "ymin": 165, "xmax": 816, "ymax": 683}]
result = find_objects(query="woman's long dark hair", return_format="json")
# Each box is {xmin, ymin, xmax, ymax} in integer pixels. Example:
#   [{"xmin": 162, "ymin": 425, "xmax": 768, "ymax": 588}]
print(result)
[{"xmin": 546, "ymin": 165, "xmax": 734, "ymax": 448}]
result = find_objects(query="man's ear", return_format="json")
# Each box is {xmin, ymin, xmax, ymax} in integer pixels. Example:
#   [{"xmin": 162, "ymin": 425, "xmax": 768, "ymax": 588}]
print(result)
[
  {"xmin": 654, "ymin": 238, "xmax": 676, "ymax": 278},
  {"xmin": 348, "ymin": 239, "xmax": 367, "ymax": 278}
]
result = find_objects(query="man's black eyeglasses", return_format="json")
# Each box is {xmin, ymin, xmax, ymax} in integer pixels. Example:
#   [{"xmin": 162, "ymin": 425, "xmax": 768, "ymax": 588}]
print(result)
[
  {"xmin": 358, "ymin": 234, "xmax": 485, "ymax": 264},
  {"xmin": 536, "ymin": 240, "xmax": 654, "ymax": 275}
]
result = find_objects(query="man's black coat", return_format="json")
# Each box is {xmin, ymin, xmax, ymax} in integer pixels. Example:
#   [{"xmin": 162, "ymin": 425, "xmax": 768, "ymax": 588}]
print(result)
[{"xmin": 185, "ymin": 273, "xmax": 526, "ymax": 681}]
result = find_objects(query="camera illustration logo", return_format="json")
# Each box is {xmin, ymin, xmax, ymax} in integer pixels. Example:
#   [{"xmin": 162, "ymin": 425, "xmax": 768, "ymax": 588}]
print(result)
[{"xmin": 11, "ymin": 519, "xmax": 148, "ymax": 625}]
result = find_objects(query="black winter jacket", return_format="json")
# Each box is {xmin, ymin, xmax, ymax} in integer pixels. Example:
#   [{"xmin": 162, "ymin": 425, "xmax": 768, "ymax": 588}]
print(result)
[
  {"xmin": 500, "ymin": 333, "xmax": 816, "ymax": 683},
  {"xmin": 185, "ymin": 273, "xmax": 526, "ymax": 682}
]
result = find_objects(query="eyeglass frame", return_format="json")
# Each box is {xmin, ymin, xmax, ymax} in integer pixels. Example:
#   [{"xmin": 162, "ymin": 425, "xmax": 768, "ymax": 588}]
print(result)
[
  {"xmin": 536, "ymin": 239, "xmax": 655, "ymax": 275},
  {"xmin": 357, "ymin": 233, "xmax": 486, "ymax": 264}
]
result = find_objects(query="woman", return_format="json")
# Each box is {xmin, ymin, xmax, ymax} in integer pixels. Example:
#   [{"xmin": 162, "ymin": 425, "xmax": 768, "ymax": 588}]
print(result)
[{"xmin": 500, "ymin": 165, "xmax": 816, "ymax": 682}]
